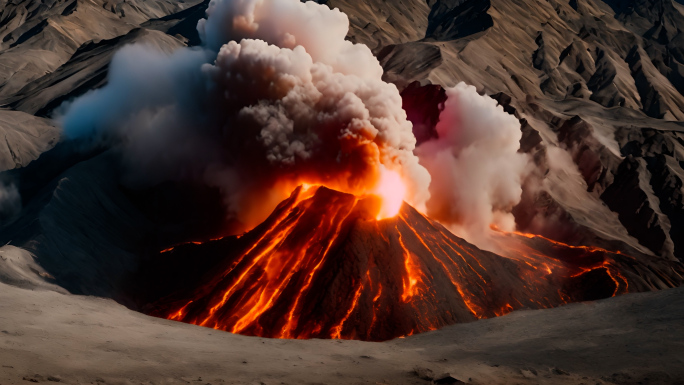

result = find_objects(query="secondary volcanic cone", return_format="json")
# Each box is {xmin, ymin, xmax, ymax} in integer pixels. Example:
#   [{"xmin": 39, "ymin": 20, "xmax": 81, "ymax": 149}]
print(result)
[{"xmin": 148, "ymin": 186, "xmax": 683, "ymax": 341}]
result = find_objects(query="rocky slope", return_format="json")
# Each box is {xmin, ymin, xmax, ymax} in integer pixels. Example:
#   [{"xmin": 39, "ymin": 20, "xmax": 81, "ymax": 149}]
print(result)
[
  {"xmin": 0, "ymin": 0, "xmax": 683, "ymax": 340},
  {"xmin": 330, "ymin": 0, "xmax": 684, "ymax": 263},
  {"xmin": 0, "ymin": 110, "xmax": 58, "ymax": 171},
  {"xmin": 0, "ymin": 0, "xmax": 202, "ymax": 99}
]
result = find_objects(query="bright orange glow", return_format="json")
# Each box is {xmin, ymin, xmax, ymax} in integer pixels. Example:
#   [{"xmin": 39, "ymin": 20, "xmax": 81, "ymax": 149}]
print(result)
[
  {"xmin": 398, "ymin": 231, "xmax": 421, "ymax": 302},
  {"xmin": 331, "ymin": 282, "xmax": 365, "ymax": 339},
  {"xmin": 155, "ymin": 186, "xmax": 651, "ymax": 342},
  {"xmin": 168, "ymin": 301, "xmax": 193, "ymax": 321},
  {"xmin": 373, "ymin": 168, "xmax": 407, "ymax": 220},
  {"xmin": 281, "ymin": 167, "xmax": 407, "ymax": 221},
  {"xmin": 494, "ymin": 303, "xmax": 514, "ymax": 317},
  {"xmin": 257, "ymin": 165, "xmax": 406, "ymax": 227},
  {"xmin": 300, "ymin": 183, "xmax": 316, "ymax": 193},
  {"xmin": 278, "ymin": 198, "xmax": 357, "ymax": 339},
  {"xmin": 490, "ymin": 227, "xmax": 630, "ymax": 299}
]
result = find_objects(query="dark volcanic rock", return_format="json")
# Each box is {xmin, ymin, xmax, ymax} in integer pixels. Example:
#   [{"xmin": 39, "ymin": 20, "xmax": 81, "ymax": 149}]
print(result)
[
  {"xmin": 645, "ymin": 154, "xmax": 684, "ymax": 261},
  {"xmin": 143, "ymin": 0, "xmax": 210, "ymax": 47},
  {"xmin": 601, "ymin": 155, "xmax": 675, "ymax": 258},
  {"xmin": 425, "ymin": 0, "xmax": 493, "ymax": 41},
  {"xmin": 377, "ymin": 42, "xmax": 443, "ymax": 90},
  {"xmin": 433, "ymin": 375, "xmax": 466, "ymax": 384},
  {"xmin": 401, "ymin": 81, "xmax": 447, "ymax": 145},
  {"xmin": 146, "ymin": 186, "xmax": 682, "ymax": 341},
  {"xmin": 0, "ymin": 144, "xmax": 231, "ymax": 306}
]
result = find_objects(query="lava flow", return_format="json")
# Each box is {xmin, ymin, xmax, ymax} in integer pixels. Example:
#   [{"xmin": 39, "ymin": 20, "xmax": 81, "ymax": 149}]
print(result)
[{"xmin": 147, "ymin": 185, "xmax": 683, "ymax": 341}]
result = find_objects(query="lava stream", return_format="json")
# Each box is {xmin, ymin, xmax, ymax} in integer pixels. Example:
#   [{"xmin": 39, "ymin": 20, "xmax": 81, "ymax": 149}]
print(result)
[{"xmin": 149, "ymin": 186, "xmax": 680, "ymax": 341}]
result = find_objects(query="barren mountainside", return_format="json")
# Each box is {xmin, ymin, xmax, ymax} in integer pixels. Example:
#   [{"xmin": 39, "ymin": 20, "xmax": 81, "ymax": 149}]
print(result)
[
  {"xmin": 1, "ymin": 0, "xmax": 684, "ymax": 342},
  {"xmin": 332, "ymin": 0, "xmax": 684, "ymax": 263}
]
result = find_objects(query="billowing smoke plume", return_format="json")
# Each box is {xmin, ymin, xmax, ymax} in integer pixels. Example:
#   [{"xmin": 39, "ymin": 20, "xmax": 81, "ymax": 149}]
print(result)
[
  {"xmin": 417, "ymin": 83, "xmax": 531, "ymax": 248},
  {"xmin": 59, "ymin": 0, "xmax": 430, "ymax": 231},
  {"xmin": 58, "ymin": 0, "xmax": 529, "ymax": 245}
]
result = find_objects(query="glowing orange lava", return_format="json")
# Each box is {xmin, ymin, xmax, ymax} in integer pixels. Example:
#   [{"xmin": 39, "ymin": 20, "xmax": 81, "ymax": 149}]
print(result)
[
  {"xmin": 489, "ymin": 227, "xmax": 631, "ymax": 299},
  {"xmin": 373, "ymin": 168, "xmax": 407, "ymax": 220},
  {"xmin": 269, "ymin": 166, "xmax": 407, "ymax": 226},
  {"xmin": 150, "ymin": 186, "xmax": 682, "ymax": 341}
]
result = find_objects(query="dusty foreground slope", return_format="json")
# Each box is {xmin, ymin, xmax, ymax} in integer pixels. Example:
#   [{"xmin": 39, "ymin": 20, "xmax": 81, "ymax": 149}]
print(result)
[{"xmin": 0, "ymin": 279, "xmax": 682, "ymax": 385}]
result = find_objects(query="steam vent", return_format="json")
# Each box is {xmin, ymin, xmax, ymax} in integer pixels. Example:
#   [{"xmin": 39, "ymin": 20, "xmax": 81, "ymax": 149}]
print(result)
[{"xmin": 149, "ymin": 186, "xmax": 683, "ymax": 341}]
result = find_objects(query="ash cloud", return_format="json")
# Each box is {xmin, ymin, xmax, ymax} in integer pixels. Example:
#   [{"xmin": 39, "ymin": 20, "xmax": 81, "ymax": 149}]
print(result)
[
  {"xmin": 59, "ymin": 0, "xmax": 431, "ymax": 231},
  {"xmin": 58, "ymin": 0, "xmax": 531, "ymax": 246},
  {"xmin": 417, "ymin": 83, "xmax": 532, "ymax": 248}
]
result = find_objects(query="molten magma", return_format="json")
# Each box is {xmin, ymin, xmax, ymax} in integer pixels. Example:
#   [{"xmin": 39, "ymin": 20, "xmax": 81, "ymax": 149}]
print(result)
[
  {"xmin": 272, "ymin": 167, "xmax": 407, "ymax": 222},
  {"xmin": 372, "ymin": 168, "xmax": 407, "ymax": 220},
  {"xmin": 150, "ymin": 186, "xmax": 684, "ymax": 341}
]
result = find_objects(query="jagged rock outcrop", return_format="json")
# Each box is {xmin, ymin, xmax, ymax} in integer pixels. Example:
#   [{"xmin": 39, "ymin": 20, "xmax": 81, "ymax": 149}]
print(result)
[
  {"xmin": 601, "ymin": 155, "xmax": 676, "ymax": 258},
  {"xmin": 0, "ymin": 110, "xmax": 58, "ymax": 171},
  {"xmin": 0, "ymin": 0, "xmax": 202, "ymax": 99},
  {"xmin": 320, "ymin": 0, "xmax": 684, "ymax": 262},
  {"xmin": 425, "ymin": 0, "xmax": 493, "ymax": 41},
  {"xmin": 1, "ymin": 28, "xmax": 186, "ymax": 116}
]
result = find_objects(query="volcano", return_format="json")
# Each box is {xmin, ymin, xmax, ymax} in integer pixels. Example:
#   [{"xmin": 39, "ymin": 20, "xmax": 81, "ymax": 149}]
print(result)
[{"xmin": 147, "ymin": 186, "xmax": 683, "ymax": 341}]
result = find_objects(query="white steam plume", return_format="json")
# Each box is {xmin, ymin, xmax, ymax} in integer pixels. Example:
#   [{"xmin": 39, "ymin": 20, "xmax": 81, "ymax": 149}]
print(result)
[
  {"xmin": 198, "ymin": 0, "xmax": 382, "ymax": 80},
  {"xmin": 417, "ymin": 83, "xmax": 531, "ymax": 248},
  {"xmin": 59, "ymin": 0, "xmax": 430, "ymax": 231}
]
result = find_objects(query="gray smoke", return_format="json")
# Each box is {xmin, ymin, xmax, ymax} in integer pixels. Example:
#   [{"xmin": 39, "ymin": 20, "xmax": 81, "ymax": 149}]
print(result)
[
  {"xmin": 59, "ymin": 0, "xmax": 431, "ymax": 231},
  {"xmin": 58, "ymin": 0, "xmax": 534, "ymax": 247}
]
